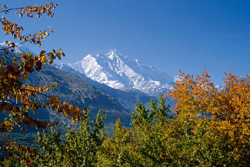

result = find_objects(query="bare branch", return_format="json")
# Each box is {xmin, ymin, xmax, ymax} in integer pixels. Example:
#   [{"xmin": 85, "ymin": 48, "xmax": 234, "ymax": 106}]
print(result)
[{"xmin": 0, "ymin": 7, "xmax": 25, "ymax": 13}]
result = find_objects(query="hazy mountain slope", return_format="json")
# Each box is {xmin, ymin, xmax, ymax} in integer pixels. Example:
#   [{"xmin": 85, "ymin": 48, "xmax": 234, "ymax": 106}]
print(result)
[
  {"xmin": 243, "ymin": 78, "xmax": 249, "ymax": 83},
  {"xmin": 0, "ymin": 44, "xmax": 131, "ymax": 126},
  {"xmin": 25, "ymin": 65, "xmax": 131, "ymax": 125}
]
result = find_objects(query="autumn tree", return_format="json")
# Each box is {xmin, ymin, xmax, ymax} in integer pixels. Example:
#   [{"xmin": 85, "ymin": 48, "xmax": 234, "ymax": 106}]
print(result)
[
  {"xmin": 0, "ymin": 2, "xmax": 86, "ymax": 166},
  {"xmin": 164, "ymin": 71, "xmax": 250, "ymax": 166},
  {"xmin": 0, "ymin": 1, "xmax": 88, "ymax": 132}
]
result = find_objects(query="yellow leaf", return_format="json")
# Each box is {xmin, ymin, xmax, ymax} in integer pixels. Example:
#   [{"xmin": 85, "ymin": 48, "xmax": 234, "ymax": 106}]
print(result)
[{"xmin": 41, "ymin": 55, "xmax": 47, "ymax": 64}]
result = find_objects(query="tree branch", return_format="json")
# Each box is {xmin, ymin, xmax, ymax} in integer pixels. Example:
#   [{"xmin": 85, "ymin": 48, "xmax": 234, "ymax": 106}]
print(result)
[{"xmin": 0, "ymin": 7, "xmax": 25, "ymax": 13}]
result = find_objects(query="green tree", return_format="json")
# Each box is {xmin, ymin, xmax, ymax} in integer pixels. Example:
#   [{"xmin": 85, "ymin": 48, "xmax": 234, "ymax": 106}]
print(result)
[
  {"xmin": 97, "ymin": 95, "xmax": 172, "ymax": 167},
  {"xmin": 34, "ymin": 109, "xmax": 106, "ymax": 166}
]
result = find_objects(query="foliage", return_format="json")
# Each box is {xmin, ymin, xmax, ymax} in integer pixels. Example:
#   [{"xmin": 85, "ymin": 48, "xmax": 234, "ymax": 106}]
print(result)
[
  {"xmin": 0, "ymin": 2, "xmax": 87, "ymax": 166},
  {"xmin": 30, "ymin": 73, "xmax": 249, "ymax": 166},
  {"xmin": 97, "ymin": 96, "xmax": 171, "ymax": 167},
  {"xmin": 96, "ymin": 72, "xmax": 250, "ymax": 166},
  {"xmin": 1, "ymin": 109, "xmax": 106, "ymax": 166},
  {"xmin": 164, "ymin": 71, "xmax": 250, "ymax": 166},
  {"xmin": 0, "ymin": 2, "xmax": 83, "ymax": 134},
  {"xmin": 1, "ymin": 67, "xmax": 250, "ymax": 166},
  {"xmin": 35, "ymin": 109, "xmax": 106, "ymax": 167}
]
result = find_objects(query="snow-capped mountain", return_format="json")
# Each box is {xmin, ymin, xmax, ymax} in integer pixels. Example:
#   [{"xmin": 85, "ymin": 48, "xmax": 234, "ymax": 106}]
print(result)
[{"xmin": 67, "ymin": 50, "xmax": 175, "ymax": 96}]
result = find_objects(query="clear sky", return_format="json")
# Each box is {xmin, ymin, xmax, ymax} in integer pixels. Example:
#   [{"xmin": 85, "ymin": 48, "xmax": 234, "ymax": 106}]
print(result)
[{"xmin": 1, "ymin": 0, "xmax": 250, "ymax": 85}]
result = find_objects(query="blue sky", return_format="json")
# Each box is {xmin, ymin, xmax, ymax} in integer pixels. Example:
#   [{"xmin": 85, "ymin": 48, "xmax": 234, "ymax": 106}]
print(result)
[{"xmin": 1, "ymin": 0, "xmax": 250, "ymax": 84}]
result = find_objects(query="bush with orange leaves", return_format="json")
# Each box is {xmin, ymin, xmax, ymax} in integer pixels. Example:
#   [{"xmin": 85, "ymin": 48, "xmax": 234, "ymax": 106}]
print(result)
[{"xmin": 97, "ymin": 71, "xmax": 249, "ymax": 166}]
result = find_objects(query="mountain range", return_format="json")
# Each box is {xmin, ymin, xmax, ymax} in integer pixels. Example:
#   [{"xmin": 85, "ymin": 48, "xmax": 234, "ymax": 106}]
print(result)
[
  {"xmin": 65, "ymin": 50, "xmax": 175, "ymax": 96},
  {"xmin": 1, "ymin": 43, "xmax": 177, "ymax": 128}
]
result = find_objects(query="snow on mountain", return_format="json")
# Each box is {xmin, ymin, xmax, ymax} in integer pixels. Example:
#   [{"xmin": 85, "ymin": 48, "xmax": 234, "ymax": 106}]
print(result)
[
  {"xmin": 0, "ymin": 42, "xmax": 35, "ymax": 54},
  {"xmin": 68, "ymin": 50, "xmax": 175, "ymax": 96}
]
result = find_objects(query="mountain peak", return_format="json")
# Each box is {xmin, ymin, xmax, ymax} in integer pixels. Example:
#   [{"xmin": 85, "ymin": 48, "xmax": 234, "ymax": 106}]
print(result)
[
  {"xmin": 108, "ymin": 49, "xmax": 119, "ymax": 54},
  {"xmin": 104, "ymin": 49, "xmax": 123, "ymax": 60},
  {"xmin": 107, "ymin": 50, "xmax": 116, "ymax": 60},
  {"xmin": 68, "ymin": 50, "xmax": 175, "ymax": 96}
]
